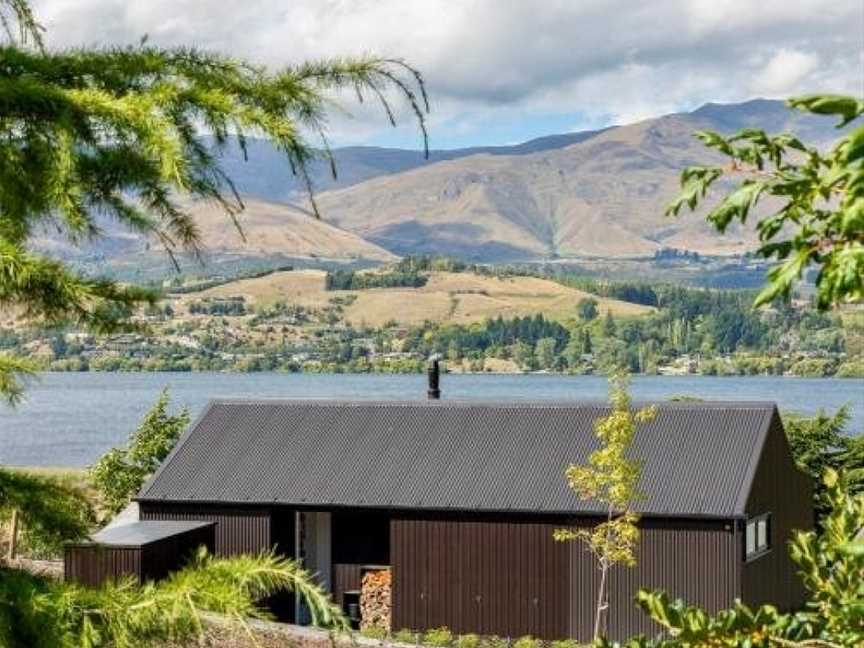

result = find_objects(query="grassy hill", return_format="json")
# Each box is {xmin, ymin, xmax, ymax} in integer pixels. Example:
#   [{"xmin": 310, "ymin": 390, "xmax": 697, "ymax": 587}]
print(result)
[{"xmin": 174, "ymin": 269, "xmax": 652, "ymax": 327}]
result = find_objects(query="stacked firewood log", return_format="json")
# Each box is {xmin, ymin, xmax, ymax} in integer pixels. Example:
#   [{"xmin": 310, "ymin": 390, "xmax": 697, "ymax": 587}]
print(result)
[{"xmin": 360, "ymin": 568, "xmax": 392, "ymax": 632}]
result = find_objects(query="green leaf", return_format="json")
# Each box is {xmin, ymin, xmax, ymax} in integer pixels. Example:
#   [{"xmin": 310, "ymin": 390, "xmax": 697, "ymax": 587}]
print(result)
[{"xmin": 788, "ymin": 94, "xmax": 864, "ymax": 127}]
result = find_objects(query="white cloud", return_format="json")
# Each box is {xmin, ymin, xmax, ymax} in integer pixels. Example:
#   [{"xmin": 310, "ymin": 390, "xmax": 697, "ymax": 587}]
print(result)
[
  {"xmin": 751, "ymin": 49, "xmax": 821, "ymax": 95},
  {"xmin": 29, "ymin": 0, "xmax": 864, "ymax": 147}
]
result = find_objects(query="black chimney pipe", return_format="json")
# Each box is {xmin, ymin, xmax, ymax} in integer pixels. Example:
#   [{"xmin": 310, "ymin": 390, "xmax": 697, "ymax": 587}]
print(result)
[{"xmin": 427, "ymin": 357, "xmax": 441, "ymax": 400}]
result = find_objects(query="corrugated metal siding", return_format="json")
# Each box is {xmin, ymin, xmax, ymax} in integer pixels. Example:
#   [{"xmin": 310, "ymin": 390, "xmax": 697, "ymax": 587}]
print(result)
[
  {"xmin": 390, "ymin": 515, "xmax": 737, "ymax": 642},
  {"xmin": 742, "ymin": 413, "xmax": 813, "ymax": 611},
  {"xmin": 333, "ymin": 563, "xmax": 364, "ymax": 611},
  {"xmin": 571, "ymin": 518, "xmax": 738, "ymax": 642},
  {"xmin": 139, "ymin": 503, "xmax": 271, "ymax": 557},
  {"xmin": 64, "ymin": 545, "xmax": 141, "ymax": 587},
  {"xmin": 139, "ymin": 400, "xmax": 774, "ymax": 518},
  {"xmin": 391, "ymin": 517, "xmax": 570, "ymax": 639}
]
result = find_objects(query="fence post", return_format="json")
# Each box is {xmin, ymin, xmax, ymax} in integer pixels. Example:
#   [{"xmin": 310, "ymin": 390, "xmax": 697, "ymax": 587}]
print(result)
[{"xmin": 7, "ymin": 508, "xmax": 18, "ymax": 560}]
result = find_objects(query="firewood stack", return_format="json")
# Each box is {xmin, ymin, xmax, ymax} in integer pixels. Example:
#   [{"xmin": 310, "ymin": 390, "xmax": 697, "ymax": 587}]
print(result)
[{"xmin": 360, "ymin": 568, "xmax": 392, "ymax": 632}]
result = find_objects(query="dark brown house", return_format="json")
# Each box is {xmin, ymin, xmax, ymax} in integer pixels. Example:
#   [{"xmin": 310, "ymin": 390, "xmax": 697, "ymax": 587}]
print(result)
[{"xmin": 110, "ymin": 395, "xmax": 814, "ymax": 642}]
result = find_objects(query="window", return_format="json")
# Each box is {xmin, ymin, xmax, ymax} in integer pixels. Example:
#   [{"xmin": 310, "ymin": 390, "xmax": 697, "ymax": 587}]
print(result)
[{"xmin": 745, "ymin": 513, "xmax": 771, "ymax": 559}]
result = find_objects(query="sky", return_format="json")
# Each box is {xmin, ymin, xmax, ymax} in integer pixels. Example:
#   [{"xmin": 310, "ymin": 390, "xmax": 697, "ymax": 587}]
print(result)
[{"xmin": 32, "ymin": 0, "xmax": 864, "ymax": 150}]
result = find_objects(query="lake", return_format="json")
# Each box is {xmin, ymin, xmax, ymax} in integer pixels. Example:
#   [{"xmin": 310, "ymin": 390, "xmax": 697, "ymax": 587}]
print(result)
[{"xmin": 1, "ymin": 372, "xmax": 861, "ymax": 467}]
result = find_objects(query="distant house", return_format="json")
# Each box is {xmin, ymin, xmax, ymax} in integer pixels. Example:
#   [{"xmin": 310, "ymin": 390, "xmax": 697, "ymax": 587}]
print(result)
[{"xmin": 68, "ymin": 374, "xmax": 812, "ymax": 641}]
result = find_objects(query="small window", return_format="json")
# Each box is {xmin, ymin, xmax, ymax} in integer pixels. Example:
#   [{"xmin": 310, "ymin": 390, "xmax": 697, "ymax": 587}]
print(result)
[{"xmin": 745, "ymin": 513, "xmax": 771, "ymax": 559}]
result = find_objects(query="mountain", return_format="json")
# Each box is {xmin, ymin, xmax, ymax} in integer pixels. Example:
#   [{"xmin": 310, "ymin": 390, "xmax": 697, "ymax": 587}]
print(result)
[
  {"xmin": 290, "ymin": 99, "xmax": 843, "ymax": 260},
  {"xmin": 38, "ymin": 99, "xmax": 846, "ymax": 274},
  {"xmin": 206, "ymin": 126, "xmax": 611, "ymax": 202},
  {"xmin": 33, "ymin": 197, "xmax": 396, "ymax": 270}
]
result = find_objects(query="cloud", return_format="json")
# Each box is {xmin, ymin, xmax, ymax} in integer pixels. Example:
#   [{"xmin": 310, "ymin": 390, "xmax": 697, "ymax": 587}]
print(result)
[
  {"xmin": 751, "ymin": 49, "xmax": 821, "ymax": 95},
  {"xmin": 30, "ymin": 0, "xmax": 864, "ymax": 147}
]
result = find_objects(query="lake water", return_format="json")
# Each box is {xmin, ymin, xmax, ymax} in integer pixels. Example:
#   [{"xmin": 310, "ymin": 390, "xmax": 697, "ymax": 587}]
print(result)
[{"xmin": 1, "ymin": 372, "xmax": 861, "ymax": 467}]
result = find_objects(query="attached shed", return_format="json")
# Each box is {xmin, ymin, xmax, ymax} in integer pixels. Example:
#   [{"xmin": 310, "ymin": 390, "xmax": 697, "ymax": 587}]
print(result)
[
  {"xmin": 127, "ymin": 399, "xmax": 811, "ymax": 642},
  {"xmin": 65, "ymin": 520, "xmax": 215, "ymax": 587}
]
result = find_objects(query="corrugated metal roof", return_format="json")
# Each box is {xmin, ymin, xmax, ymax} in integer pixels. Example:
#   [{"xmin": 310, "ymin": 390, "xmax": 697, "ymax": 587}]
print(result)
[
  {"xmin": 137, "ymin": 400, "xmax": 777, "ymax": 518},
  {"xmin": 91, "ymin": 520, "xmax": 214, "ymax": 546}
]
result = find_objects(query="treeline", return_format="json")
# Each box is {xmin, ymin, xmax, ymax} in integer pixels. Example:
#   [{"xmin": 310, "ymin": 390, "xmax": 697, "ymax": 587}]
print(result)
[
  {"xmin": 325, "ymin": 269, "xmax": 428, "ymax": 290},
  {"xmin": 188, "ymin": 297, "xmax": 247, "ymax": 316}
]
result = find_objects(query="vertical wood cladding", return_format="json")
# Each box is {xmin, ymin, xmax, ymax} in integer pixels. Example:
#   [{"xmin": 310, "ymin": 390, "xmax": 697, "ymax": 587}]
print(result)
[
  {"xmin": 391, "ymin": 515, "xmax": 737, "ymax": 642},
  {"xmin": 391, "ymin": 517, "xmax": 570, "ymax": 639},
  {"xmin": 138, "ymin": 503, "xmax": 272, "ymax": 557},
  {"xmin": 742, "ymin": 415, "xmax": 813, "ymax": 611},
  {"xmin": 575, "ymin": 518, "xmax": 737, "ymax": 642},
  {"xmin": 64, "ymin": 525, "xmax": 215, "ymax": 587},
  {"xmin": 64, "ymin": 545, "xmax": 141, "ymax": 587}
]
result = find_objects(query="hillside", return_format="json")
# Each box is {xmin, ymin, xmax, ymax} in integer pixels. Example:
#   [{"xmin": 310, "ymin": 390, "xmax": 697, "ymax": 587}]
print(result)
[
  {"xmin": 175, "ymin": 269, "xmax": 651, "ymax": 327},
  {"xmin": 304, "ymin": 100, "xmax": 843, "ymax": 261},
  {"xmin": 33, "ymin": 196, "xmax": 396, "ymax": 270},
  {"xmin": 34, "ymin": 99, "xmax": 846, "ymax": 275}
]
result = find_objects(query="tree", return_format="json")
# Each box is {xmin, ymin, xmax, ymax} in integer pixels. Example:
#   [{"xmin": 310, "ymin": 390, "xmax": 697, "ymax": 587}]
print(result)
[
  {"xmin": 512, "ymin": 339, "xmax": 536, "ymax": 370},
  {"xmin": 578, "ymin": 297, "xmax": 599, "ymax": 321},
  {"xmin": 0, "ymin": 0, "xmax": 428, "ymax": 401},
  {"xmin": 535, "ymin": 336, "xmax": 557, "ymax": 369},
  {"xmin": 782, "ymin": 406, "xmax": 863, "ymax": 519},
  {"xmin": 554, "ymin": 373, "xmax": 657, "ymax": 640},
  {"xmin": 667, "ymin": 94, "xmax": 864, "ymax": 310},
  {"xmin": 89, "ymin": 389, "xmax": 191, "ymax": 517},
  {"xmin": 611, "ymin": 469, "xmax": 864, "ymax": 647},
  {"xmin": 603, "ymin": 311, "xmax": 617, "ymax": 336}
]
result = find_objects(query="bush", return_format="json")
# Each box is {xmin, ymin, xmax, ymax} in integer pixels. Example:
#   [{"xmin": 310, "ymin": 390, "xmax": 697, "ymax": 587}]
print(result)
[
  {"xmin": 423, "ymin": 627, "xmax": 454, "ymax": 647},
  {"xmin": 361, "ymin": 626, "xmax": 388, "ymax": 640},
  {"xmin": 513, "ymin": 637, "xmax": 541, "ymax": 648},
  {"xmin": 456, "ymin": 634, "xmax": 481, "ymax": 648},
  {"xmin": 549, "ymin": 640, "xmax": 581, "ymax": 648},
  {"xmin": 393, "ymin": 629, "xmax": 419, "ymax": 644},
  {"xmin": 481, "ymin": 636, "xmax": 508, "ymax": 648},
  {"xmin": 836, "ymin": 359, "xmax": 864, "ymax": 378}
]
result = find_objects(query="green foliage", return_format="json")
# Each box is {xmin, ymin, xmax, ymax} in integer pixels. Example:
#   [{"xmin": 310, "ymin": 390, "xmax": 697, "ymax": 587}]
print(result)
[
  {"xmin": 423, "ymin": 626, "xmax": 455, "ymax": 647},
  {"xmin": 782, "ymin": 406, "xmax": 864, "ymax": 521},
  {"xmin": 0, "ymin": 468, "xmax": 94, "ymax": 557},
  {"xmin": 89, "ymin": 388, "xmax": 190, "ymax": 517},
  {"xmin": 0, "ymin": 546, "xmax": 346, "ymax": 647},
  {"xmin": 480, "ymin": 635, "xmax": 507, "ymax": 648},
  {"xmin": 513, "ymin": 635, "xmax": 542, "ymax": 648},
  {"xmin": 394, "ymin": 629, "xmax": 420, "ymax": 644},
  {"xmin": 667, "ymin": 93, "xmax": 864, "ymax": 309},
  {"xmin": 578, "ymin": 297, "xmax": 599, "ymax": 321},
  {"xmin": 555, "ymin": 373, "xmax": 656, "ymax": 640},
  {"xmin": 325, "ymin": 269, "xmax": 429, "ymax": 290},
  {"xmin": 0, "ymin": 1, "xmax": 428, "ymax": 403},
  {"xmin": 361, "ymin": 626, "xmax": 389, "ymax": 640},
  {"xmin": 548, "ymin": 640, "xmax": 581, "ymax": 648},
  {"xmin": 609, "ymin": 469, "xmax": 864, "ymax": 647},
  {"xmin": 456, "ymin": 633, "xmax": 482, "ymax": 648}
]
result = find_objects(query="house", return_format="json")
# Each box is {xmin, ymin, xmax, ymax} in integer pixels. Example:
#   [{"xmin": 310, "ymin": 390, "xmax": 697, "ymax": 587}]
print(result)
[{"xmin": 67, "ymin": 370, "xmax": 813, "ymax": 642}]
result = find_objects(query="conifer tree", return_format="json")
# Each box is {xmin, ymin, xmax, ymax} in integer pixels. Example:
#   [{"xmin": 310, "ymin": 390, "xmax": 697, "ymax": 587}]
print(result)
[{"xmin": 0, "ymin": 0, "xmax": 428, "ymax": 401}]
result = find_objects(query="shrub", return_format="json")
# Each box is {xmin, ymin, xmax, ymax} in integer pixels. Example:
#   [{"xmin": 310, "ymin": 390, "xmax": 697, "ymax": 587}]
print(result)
[
  {"xmin": 481, "ymin": 636, "xmax": 508, "ymax": 648},
  {"xmin": 361, "ymin": 626, "xmax": 388, "ymax": 640},
  {"xmin": 393, "ymin": 629, "xmax": 419, "ymax": 644},
  {"xmin": 513, "ymin": 637, "xmax": 541, "ymax": 648},
  {"xmin": 456, "ymin": 634, "xmax": 481, "ymax": 648},
  {"xmin": 549, "ymin": 640, "xmax": 581, "ymax": 648},
  {"xmin": 423, "ymin": 627, "xmax": 454, "ymax": 647}
]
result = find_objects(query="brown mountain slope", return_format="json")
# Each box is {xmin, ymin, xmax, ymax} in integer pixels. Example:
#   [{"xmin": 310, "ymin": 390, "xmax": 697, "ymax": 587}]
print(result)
[
  {"xmin": 35, "ymin": 197, "xmax": 396, "ymax": 264},
  {"xmin": 306, "ymin": 108, "xmax": 835, "ymax": 260}
]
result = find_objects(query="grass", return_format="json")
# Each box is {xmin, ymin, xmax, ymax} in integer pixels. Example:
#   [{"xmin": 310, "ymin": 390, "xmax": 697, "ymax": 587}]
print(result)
[{"xmin": 177, "ymin": 270, "xmax": 653, "ymax": 327}]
